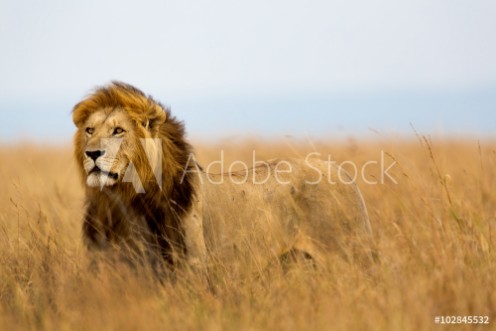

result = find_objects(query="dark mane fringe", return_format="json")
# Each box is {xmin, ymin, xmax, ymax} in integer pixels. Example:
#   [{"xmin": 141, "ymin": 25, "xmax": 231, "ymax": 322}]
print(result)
[
  {"xmin": 76, "ymin": 81, "xmax": 197, "ymax": 269},
  {"xmin": 137, "ymin": 104, "xmax": 197, "ymax": 266}
]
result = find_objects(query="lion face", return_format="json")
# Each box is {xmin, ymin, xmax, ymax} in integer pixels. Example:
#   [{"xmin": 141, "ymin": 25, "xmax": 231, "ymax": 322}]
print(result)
[
  {"xmin": 73, "ymin": 82, "xmax": 170, "ymax": 192},
  {"xmin": 79, "ymin": 108, "xmax": 137, "ymax": 187}
]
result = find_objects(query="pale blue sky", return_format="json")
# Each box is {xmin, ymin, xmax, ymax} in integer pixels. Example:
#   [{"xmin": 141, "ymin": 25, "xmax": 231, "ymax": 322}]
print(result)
[{"xmin": 1, "ymin": 0, "xmax": 495, "ymax": 142}]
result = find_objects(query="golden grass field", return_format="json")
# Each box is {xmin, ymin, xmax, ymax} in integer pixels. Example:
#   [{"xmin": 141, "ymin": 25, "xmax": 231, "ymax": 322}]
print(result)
[{"xmin": 0, "ymin": 137, "xmax": 495, "ymax": 330}]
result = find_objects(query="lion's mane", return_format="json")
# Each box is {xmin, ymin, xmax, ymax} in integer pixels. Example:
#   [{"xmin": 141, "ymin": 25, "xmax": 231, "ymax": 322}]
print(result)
[{"xmin": 73, "ymin": 82, "xmax": 196, "ymax": 266}]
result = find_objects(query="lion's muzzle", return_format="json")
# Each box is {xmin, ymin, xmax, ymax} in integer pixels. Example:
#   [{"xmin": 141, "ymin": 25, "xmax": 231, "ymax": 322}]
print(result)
[
  {"xmin": 84, "ymin": 148, "xmax": 122, "ymax": 187},
  {"xmin": 89, "ymin": 166, "xmax": 119, "ymax": 180}
]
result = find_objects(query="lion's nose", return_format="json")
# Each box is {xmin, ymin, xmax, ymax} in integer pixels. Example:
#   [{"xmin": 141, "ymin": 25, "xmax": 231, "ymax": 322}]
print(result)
[{"xmin": 85, "ymin": 150, "xmax": 105, "ymax": 161}]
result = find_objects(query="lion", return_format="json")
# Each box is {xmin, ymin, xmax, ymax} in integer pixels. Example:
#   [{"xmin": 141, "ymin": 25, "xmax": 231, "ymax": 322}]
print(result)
[{"xmin": 73, "ymin": 82, "xmax": 373, "ymax": 275}]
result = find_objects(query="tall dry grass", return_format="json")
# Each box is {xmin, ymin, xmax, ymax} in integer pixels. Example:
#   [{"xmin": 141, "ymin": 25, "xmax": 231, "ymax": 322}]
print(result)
[{"xmin": 0, "ymin": 138, "xmax": 495, "ymax": 330}]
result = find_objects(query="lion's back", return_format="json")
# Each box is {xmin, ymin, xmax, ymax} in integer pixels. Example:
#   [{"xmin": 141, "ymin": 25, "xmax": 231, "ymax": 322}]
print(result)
[{"xmin": 199, "ymin": 158, "xmax": 371, "ymax": 267}]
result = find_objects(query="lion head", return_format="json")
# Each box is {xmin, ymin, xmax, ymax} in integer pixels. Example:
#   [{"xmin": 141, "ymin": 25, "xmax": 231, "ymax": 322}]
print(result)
[{"xmin": 73, "ymin": 82, "xmax": 190, "ymax": 193}]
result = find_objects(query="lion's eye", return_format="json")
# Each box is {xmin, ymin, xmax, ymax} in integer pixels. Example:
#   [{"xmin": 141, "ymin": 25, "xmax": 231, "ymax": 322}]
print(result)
[
  {"xmin": 85, "ymin": 127, "xmax": 94, "ymax": 135},
  {"xmin": 113, "ymin": 127, "xmax": 125, "ymax": 135}
]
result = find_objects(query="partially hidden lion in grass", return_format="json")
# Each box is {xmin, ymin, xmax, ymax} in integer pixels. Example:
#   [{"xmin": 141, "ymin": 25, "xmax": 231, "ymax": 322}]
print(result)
[{"xmin": 73, "ymin": 82, "xmax": 373, "ymax": 275}]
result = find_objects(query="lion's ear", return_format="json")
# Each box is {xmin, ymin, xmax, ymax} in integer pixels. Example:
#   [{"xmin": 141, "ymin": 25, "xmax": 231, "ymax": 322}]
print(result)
[
  {"xmin": 144, "ymin": 105, "xmax": 167, "ymax": 133},
  {"xmin": 72, "ymin": 102, "xmax": 91, "ymax": 128}
]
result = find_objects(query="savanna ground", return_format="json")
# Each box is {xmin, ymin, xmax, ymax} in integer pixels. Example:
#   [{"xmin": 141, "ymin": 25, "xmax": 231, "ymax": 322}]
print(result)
[{"xmin": 0, "ymin": 137, "xmax": 495, "ymax": 331}]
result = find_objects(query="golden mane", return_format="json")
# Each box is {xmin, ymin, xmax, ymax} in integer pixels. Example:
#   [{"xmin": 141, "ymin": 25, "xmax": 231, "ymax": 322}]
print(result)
[{"xmin": 73, "ymin": 81, "xmax": 166, "ymax": 131}]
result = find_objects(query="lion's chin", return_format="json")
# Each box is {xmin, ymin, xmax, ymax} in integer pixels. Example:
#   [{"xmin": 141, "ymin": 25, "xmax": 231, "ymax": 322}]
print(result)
[{"xmin": 86, "ymin": 171, "xmax": 119, "ymax": 188}]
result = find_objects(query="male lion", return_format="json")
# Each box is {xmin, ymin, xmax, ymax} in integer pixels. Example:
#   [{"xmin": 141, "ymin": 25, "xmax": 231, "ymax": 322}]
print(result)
[{"xmin": 73, "ymin": 82, "xmax": 373, "ymax": 275}]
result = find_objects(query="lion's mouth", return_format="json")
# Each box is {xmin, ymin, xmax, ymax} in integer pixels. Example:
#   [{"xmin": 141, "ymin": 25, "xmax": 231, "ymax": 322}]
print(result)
[{"xmin": 89, "ymin": 167, "xmax": 119, "ymax": 180}]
